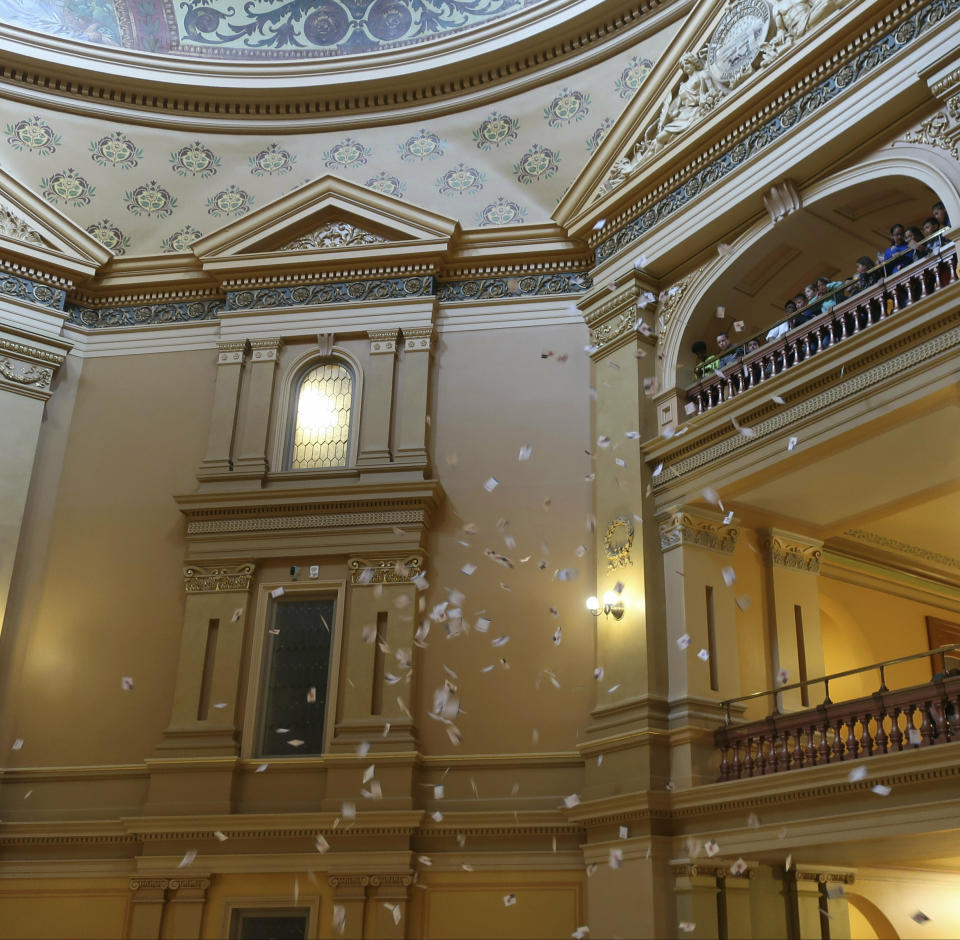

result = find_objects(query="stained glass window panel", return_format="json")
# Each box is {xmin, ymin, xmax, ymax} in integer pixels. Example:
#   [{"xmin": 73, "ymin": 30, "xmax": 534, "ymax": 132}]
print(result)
[{"xmin": 289, "ymin": 362, "xmax": 353, "ymax": 469}]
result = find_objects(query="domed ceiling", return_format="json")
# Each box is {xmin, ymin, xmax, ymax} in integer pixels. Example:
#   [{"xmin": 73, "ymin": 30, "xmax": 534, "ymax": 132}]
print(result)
[{"xmin": 0, "ymin": 0, "xmax": 546, "ymax": 58}]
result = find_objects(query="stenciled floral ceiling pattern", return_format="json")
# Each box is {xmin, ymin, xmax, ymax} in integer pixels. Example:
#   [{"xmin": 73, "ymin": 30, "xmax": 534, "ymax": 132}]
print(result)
[
  {"xmin": 0, "ymin": 0, "xmax": 543, "ymax": 58},
  {"xmin": 0, "ymin": 26, "xmax": 676, "ymax": 256}
]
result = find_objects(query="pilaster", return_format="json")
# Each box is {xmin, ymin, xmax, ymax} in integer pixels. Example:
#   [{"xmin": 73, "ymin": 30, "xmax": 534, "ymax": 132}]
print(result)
[
  {"xmin": 763, "ymin": 529, "xmax": 825, "ymax": 712},
  {"xmin": 393, "ymin": 328, "xmax": 432, "ymax": 467},
  {"xmin": 788, "ymin": 867, "xmax": 855, "ymax": 940},
  {"xmin": 197, "ymin": 340, "xmax": 247, "ymax": 478},
  {"xmin": 357, "ymin": 329, "xmax": 399, "ymax": 466},
  {"xmin": 126, "ymin": 877, "xmax": 210, "ymax": 940},
  {"xmin": 233, "ymin": 337, "xmax": 282, "ymax": 479},
  {"xmin": 0, "ymin": 324, "xmax": 70, "ymax": 640}
]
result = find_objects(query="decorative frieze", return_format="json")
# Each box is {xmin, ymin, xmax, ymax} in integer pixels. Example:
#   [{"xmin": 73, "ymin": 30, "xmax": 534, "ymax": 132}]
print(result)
[
  {"xmin": 226, "ymin": 276, "xmax": 433, "ymax": 311},
  {"xmin": 67, "ymin": 299, "xmax": 220, "ymax": 329},
  {"xmin": 185, "ymin": 509, "xmax": 425, "ymax": 536},
  {"xmin": 844, "ymin": 529, "xmax": 960, "ymax": 570},
  {"xmin": 0, "ymin": 272, "xmax": 66, "ymax": 310},
  {"xmin": 593, "ymin": 0, "xmax": 957, "ymax": 265},
  {"xmin": 763, "ymin": 532, "xmax": 822, "ymax": 573},
  {"xmin": 659, "ymin": 510, "xmax": 738, "ymax": 554},
  {"xmin": 436, "ymin": 271, "xmax": 590, "ymax": 302},
  {"xmin": 349, "ymin": 556, "xmax": 423, "ymax": 585},
  {"xmin": 183, "ymin": 562, "xmax": 255, "ymax": 594},
  {"xmin": 0, "ymin": 357, "xmax": 53, "ymax": 389}
]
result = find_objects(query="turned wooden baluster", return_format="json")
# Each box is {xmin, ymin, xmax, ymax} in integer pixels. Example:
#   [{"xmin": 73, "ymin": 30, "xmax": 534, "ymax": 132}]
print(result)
[
  {"xmin": 806, "ymin": 723, "xmax": 819, "ymax": 766},
  {"xmin": 874, "ymin": 712, "xmax": 889, "ymax": 754},
  {"xmin": 920, "ymin": 703, "xmax": 934, "ymax": 745},
  {"xmin": 949, "ymin": 690, "xmax": 960, "ymax": 740},
  {"xmin": 846, "ymin": 718, "xmax": 860, "ymax": 760},
  {"xmin": 832, "ymin": 719, "xmax": 846, "ymax": 762},
  {"xmin": 742, "ymin": 737, "xmax": 754, "ymax": 778},
  {"xmin": 718, "ymin": 745, "xmax": 729, "ymax": 781},
  {"xmin": 818, "ymin": 719, "xmax": 832, "ymax": 764},
  {"xmin": 730, "ymin": 739, "xmax": 742, "ymax": 779},
  {"xmin": 931, "ymin": 700, "xmax": 947, "ymax": 742},
  {"xmin": 859, "ymin": 714, "xmax": 874, "ymax": 757},
  {"xmin": 889, "ymin": 707, "xmax": 904, "ymax": 751},
  {"xmin": 792, "ymin": 730, "xmax": 804, "ymax": 768}
]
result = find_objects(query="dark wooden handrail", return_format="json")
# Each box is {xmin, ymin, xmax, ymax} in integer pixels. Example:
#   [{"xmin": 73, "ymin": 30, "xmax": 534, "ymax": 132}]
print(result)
[{"xmin": 687, "ymin": 239, "xmax": 958, "ymax": 414}]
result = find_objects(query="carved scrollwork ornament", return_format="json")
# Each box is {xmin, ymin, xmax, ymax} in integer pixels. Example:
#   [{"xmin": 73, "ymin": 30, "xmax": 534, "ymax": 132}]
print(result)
[
  {"xmin": 0, "ymin": 357, "xmax": 53, "ymax": 388},
  {"xmin": 349, "ymin": 556, "xmax": 423, "ymax": 585},
  {"xmin": 183, "ymin": 562, "xmax": 256, "ymax": 593},
  {"xmin": 604, "ymin": 517, "xmax": 635, "ymax": 571}
]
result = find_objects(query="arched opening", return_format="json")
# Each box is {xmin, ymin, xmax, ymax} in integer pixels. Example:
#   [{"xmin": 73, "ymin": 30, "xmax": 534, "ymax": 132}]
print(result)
[
  {"xmin": 675, "ymin": 174, "xmax": 947, "ymax": 388},
  {"xmin": 847, "ymin": 894, "xmax": 900, "ymax": 940},
  {"xmin": 286, "ymin": 359, "xmax": 355, "ymax": 470}
]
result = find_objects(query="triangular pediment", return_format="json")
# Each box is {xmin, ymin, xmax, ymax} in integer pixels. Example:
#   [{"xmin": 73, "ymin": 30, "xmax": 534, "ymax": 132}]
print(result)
[
  {"xmin": 193, "ymin": 175, "xmax": 459, "ymax": 264},
  {"xmin": 556, "ymin": 0, "xmax": 857, "ymax": 233},
  {"xmin": 0, "ymin": 166, "xmax": 111, "ymax": 281}
]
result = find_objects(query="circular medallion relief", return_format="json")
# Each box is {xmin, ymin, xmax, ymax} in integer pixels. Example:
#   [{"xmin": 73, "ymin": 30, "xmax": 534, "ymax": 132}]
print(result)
[{"xmin": 707, "ymin": 0, "xmax": 772, "ymax": 85}]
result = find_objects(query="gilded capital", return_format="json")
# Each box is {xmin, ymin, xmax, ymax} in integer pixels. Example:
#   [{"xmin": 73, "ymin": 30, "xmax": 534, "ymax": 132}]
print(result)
[
  {"xmin": 762, "ymin": 530, "xmax": 822, "ymax": 573},
  {"xmin": 658, "ymin": 509, "xmax": 738, "ymax": 554},
  {"xmin": 349, "ymin": 556, "xmax": 423, "ymax": 585},
  {"xmin": 0, "ymin": 334, "xmax": 66, "ymax": 400},
  {"xmin": 402, "ymin": 327, "xmax": 433, "ymax": 352},
  {"xmin": 183, "ymin": 562, "xmax": 255, "ymax": 594},
  {"xmin": 216, "ymin": 340, "xmax": 247, "ymax": 365},
  {"xmin": 369, "ymin": 329, "xmax": 400, "ymax": 355},
  {"xmin": 249, "ymin": 337, "xmax": 282, "ymax": 362}
]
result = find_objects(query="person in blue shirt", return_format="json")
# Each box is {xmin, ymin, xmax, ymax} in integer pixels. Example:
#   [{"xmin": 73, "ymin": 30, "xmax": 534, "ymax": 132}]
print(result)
[{"xmin": 881, "ymin": 223, "xmax": 913, "ymax": 274}]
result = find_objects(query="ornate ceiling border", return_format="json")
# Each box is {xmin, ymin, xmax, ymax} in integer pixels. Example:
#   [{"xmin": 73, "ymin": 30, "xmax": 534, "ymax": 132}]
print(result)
[
  {"xmin": 588, "ymin": 0, "xmax": 958, "ymax": 265},
  {"xmin": 843, "ymin": 529, "xmax": 960, "ymax": 571},
  {"xmin": 0, "ymin": 0, "xmax": 691, "ymax": 131}
]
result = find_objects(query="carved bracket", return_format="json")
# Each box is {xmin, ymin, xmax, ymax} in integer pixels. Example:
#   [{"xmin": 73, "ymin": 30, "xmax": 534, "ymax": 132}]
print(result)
[
  {"xmin": 659, "ymin": 509, "xmax": 739, "ymax": 554},
  {"xmin": 763, "ymin": 532, "xmax": 822, "ymax": 573}
]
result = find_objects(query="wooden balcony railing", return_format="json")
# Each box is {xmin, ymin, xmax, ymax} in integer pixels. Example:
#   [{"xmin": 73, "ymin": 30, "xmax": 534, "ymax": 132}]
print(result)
[
  {"xmin": 687, "ymin": 240, "xmax": 959, "ymax": 414},
  {"xmin": 714, "ymin": 645, "xmax": 960, "ymax": 782}
]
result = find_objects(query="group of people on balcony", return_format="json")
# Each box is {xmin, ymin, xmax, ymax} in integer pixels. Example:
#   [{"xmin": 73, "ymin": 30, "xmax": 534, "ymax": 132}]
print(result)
[{"xmin": 693, "ymin": 201, "xmax": 952, "ymax": 379}]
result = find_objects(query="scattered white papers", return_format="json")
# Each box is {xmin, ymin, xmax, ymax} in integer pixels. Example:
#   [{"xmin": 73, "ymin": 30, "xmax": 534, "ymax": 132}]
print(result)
[
  {"xmin": 697, "ymin": 648, "xmax": 710, "ymax": 662},
  {"xmin": 333, "ymin": 905, "xmax": 346, "ymax": 935},
  {"xmin": 787, "ymin": 436, "xmax": 799, "ymax": 451},
  {"xmin": 716, "ymin": 305, "xmax": 726, "ymax": 319},
  {"xmin": 593, "ymin": 219, "xmax": 606, "ymax": 231},
  {"xmin": 609, "ymin": 848, "xmax": 623, "ymax": 869},
  {"xmin": 431, "ymin": 810, "xmax": 443, "ymax": 822},
  {"xmin": 730, "ymin": 858, "xmax": 748, "ymax": 876},
  {"xmin": 721, "ymin": 566, "xmax": 736, "ymax": 586},
  {"xmin": 553, "ymin": 626, "xmax": 563, "ymax": 646},
  {"xmin": 735, "ymin": 596, "xmax": 751, "ymax": 611},
  {"xmin": 362, "ymin": 764, "xmax": 376, "ymax": 784},
  {"xmin": 652, "ymin": 463, "xmax": 663, "ymax": 477},
  {"xmin": 342, "ymin": 801, "xmax": 357, "ymax": 820},
  {"xmin": 911, "ymin": 911, "xmax": 931, "ymax": 924},
  {"xmin": 177, "ymin": 850, "xmax": 197, "ymax": 868},
  {"xmin": 483, "ymin": 477, "xmax": 499, "ymax": 492},
  {"xmin": 255, "ymin": 763, "xmax": 269, "ymax": 773},
  {"xmin": 872, "ymin": 784, "xmax": 892, "ymax": 796},
  {"xmin": 747, "ymin": 813, "xmax": 760, "ymax": 828},
  {"xmin": 771, "ymin": 395, "xmax": 785, "ymax": 405},
  {"xmin": 678, "ymin": 924, "xmax": 696, "ymax": 934},
  {"xmin": 434, "ymin": 785, "xmax": 444, "ymax": 799},
  {"xmin": 723, "ymin": 510, "xmax": 735, "ymax": 524},
  {"xmin": 518, "ymin": 445, "xmax": 533, "ymax": 461},
  {"xmin": 848, "ymin": 766, "xmax": 867, "ymax": 782},
  {"xmin": 563, "ymin": 793, "xmax": 581, "ymax": 809},
  {"xmin": 386, "ymin": 903, "xmax": 402, "ymax": 926},
  {"xmin": 909, "ymin": 728, "xmax": 922, "ymax": 745},
  {"xmin": 778, "ymin": 669, "xmax": 790, "ymax": 685},
  {"xmin": 504, "ymin": 893, "xmax": 518, "ymax": 906},
  {"xmin": 287, "ymin": 739, "xmax": 305, "ymax": 747},
  {"xmin": 412, "ymin": 573, "xmax": 429, "ymax": 591},
  {"xmin": 677, "ymin": 634, "xmax": 691, "ymax": 650},
  {"xmin": 315, "ymin": 834, "xmax": 330, "ymax": 853},
  {"xmin": 231, "ymin": 608, "xmax": 243, "ymax": 622},
  {"xmin": 121, "ymin": 676, "xmax": 134, "ymax": 691},
  {"xmin": 492, "ymin": 635, "xmax": 510, "ymax": 647},
  {"xmin": 718, "ymin": 243, "xmax": 734, "ymax": 257},
  {"xmin": 619, "ymin": 825, "xmax": 629, "ymax": 840},
  {"xmin": 785, "ymin": 854, "xmax": 792, "ymax": 871},
  {"xmin": 214, "ymin": 831, "xmax": 228, "ymax": 842},
  {"xmin": 307, "ymin": 687, "xmax": 317, "ymax": 703},
  {"xmin": 270, "ymin": 586, "xmax": 285, "ymax": 598},
  {"xmin": 733, "ymin": 320, "xmax": 745, "ymax": 332},
  {"xmin": 475, "ymin": 617, "xmax": 491, "ymax": 633},
  {"xmin": 684, "ymin": 401, "xmax": 697, "ymax": 416},
  {"xmin": 593, "ymin": 666, "xmax": 605, "ymax": 680},
  {"xmin": 704, "ymin": 839, "xmax": 720, "ymax": 857},
  {"xmin": 573, "ymin": 927, "xmax": 591, "ymax": 939}
]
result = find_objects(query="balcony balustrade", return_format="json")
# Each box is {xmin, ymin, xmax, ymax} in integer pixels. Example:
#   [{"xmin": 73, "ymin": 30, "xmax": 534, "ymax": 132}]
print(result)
[
  {"xmin": 715, "ymin": 644, "xmax": 960, "ymax": 782},
  {"xmin": 688, "ymin": 241, "xmax": 959, "ymax": 415}
]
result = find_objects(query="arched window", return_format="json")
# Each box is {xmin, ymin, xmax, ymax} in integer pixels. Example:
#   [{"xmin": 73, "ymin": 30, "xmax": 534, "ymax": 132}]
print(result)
[{"xmin": 286, "ymin": 360, "xmax": 354, "ymax": 470}]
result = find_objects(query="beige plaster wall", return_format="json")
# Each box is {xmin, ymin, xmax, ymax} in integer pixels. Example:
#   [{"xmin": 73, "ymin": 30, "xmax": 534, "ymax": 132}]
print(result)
[
  {"xmin": 0, "ymin": 877, "xmax": 130, "ymax": 939},
  {"xmin": 730, "ymin": 534, "xmax": 773, "ymax": 721},
  {"xmin": 0, "ymin": 349, "xmax": 213, "ymax": 769},
  {"xmin": 849, "ymin": 869, "xmax": 960, "ymax": 940},
  {"xmin": 419, "ymin": 321, "xmax": 593, "ymax": 758},
  {"xmin": 819, "ymin": 578, "xmax": 952, "ymax": 702}
]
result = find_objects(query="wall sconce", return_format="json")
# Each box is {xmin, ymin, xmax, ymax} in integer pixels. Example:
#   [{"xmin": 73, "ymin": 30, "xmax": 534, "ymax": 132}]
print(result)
[{"xmin": 586, "ymin": 591, "xmax": 625, "ymax": 621}]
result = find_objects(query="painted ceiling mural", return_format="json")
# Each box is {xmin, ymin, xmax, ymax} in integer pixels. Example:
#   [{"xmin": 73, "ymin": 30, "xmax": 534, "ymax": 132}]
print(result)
[
  {"xmin": 0, "ymin": 25, "xmax": 676, "ymax": 255},
  {"xmin": 0, "ymin": 0, "xmax": 543, "ymax": 58}
]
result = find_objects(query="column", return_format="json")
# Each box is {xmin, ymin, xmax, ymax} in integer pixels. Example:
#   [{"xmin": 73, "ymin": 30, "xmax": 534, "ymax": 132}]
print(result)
[
  {"xmin": 197, "ymin": 341, "xmax": 247, "ymax": 478},
  {"xmin": 357, "ymin": 330, "xmax": 398, "ymax": 466},
  {"xmin": 0, "ymin": 329, "xmax": 68, "ymax": 636},
  {"xmin": 578, "ymin": 282, "xmax": 671, "ymax": 799},
  {"xmin": 763, "ymin": 530, "xmax": 825, "ymax": 712},
  {"xmin": 233, "ymin": 337, "xmax": 282, "ymax": 478},
  {"xmin": 724, "ymin": 872, "xmax": 753, "ymax": 939},
  {"xmin": 671, "ymin": 862, "xmax": 721, "ymax": 939},
  {"xmin": 127, "ymin": 879, "xmax": 168, "ymax": 940},
  {"xmin": 327, "ymin": 875, "xmax": 368, "ymax": 940},
  {"xmin": 393, "ymin": 328, "xmax": 432, "ymax": 466},
  {"xmin": 366, "ymin": 874, "xmax": 412, "ymax": 939},
  {"xmin": 658, "ymin": 507, "xmax": 742, "ymax": 787},
  {"xmin": 164, "ymin": 878, "xmax": 210, "ymax": 940},
  {"xmin": 788, "ymin": 868, "xmax": 855, "ymax": 940}
]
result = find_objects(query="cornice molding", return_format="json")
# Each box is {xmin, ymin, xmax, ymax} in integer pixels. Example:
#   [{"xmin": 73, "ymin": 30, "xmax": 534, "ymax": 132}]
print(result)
[
  {"xmin": 658, "ymin": 508, "xmax": 739, "ymax": 554},
  {"xmin": 841, "ymin": 529, "xmax": 960, "ymax": 572}
]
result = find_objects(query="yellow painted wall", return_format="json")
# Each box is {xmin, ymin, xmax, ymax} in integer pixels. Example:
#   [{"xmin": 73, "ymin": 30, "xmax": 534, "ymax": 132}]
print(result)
[
  {"xmin": 850, "ymin": 869, "xmax": 960, "ymax": 940},
  {"xmin": 731, "ymin": 534, "xmax": 773, "ymax": 721},
  {"xmin": 819, "ymin": 578, "xmax": 955, "ymax": 703},
  {"xmin": 0, "ymin": 877, "xmax": 130, "ymax": 939},
  {"xmin": 0, "ymin": 350, "xmax": 213, "ymax": 772},
  {"xmin": 410, "ymin": 870, "xmax": 585, "ymax": 940}
]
